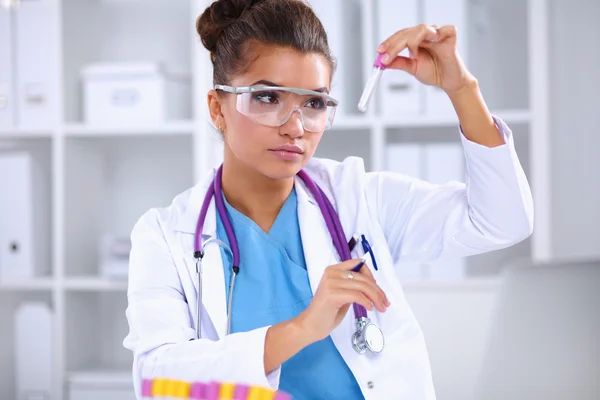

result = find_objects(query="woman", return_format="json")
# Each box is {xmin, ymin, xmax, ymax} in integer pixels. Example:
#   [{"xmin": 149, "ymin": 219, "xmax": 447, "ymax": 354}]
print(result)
[{"xmin": 123, "ymin": 0, "xmax": 533, "ymax": 399}]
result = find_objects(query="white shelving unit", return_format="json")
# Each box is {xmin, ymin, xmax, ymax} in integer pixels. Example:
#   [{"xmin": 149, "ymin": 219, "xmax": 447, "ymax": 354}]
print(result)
[{"xmin": 0, "ymin": 0, "xmax": 557, "ymax": 399}]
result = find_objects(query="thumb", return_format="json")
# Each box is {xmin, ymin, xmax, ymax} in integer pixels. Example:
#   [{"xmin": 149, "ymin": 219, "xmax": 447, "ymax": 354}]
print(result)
[{"xmin": 386, "ymin": 55, "xmax": 415, "ymax": 75}]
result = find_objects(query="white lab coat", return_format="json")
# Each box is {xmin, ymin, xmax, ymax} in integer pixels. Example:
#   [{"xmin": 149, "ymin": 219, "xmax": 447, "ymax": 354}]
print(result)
[{"xmin": 123, "ymin": 117, "xmax": 533, "ymax": 399}]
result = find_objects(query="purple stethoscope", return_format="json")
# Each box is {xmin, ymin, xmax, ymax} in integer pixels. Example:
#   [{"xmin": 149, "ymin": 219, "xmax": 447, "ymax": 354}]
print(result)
[{"xmin": 192, "ymin": 165, "xmax": 385, "ymax": 354}]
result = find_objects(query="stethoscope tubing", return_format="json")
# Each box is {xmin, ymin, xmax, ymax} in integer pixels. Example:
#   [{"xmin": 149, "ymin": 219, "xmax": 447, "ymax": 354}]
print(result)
[{"xmin": 193, "ymin": 165, "xmax": 372, "ymax": 336}]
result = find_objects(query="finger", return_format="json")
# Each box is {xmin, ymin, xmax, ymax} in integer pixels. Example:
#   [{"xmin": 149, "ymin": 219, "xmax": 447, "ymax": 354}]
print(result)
[
  {"xmin": 329, "ymin": 259, "xmax": 389, "ymax": 307},
  {"xmin": 385, "ymin": 55, "xmax": 416, "ymax": 74},
  {"xmin": 356, "ymin": 265, "xmax": 391, "ymax": 306},
  {"xmin": 380, "ymin": 24, "xmax": 438, "ymax": 66},
  {"xmin": 434, "ymin": 24, "xmax": 457, "ymax": 44},
  {"xmin": 333, "ymin": 290, "xmax": 374, "ymax": 312},
  {"xmin": 407, "ymin": 24, "xmax": 438, "ymax": 58},
  {"xmin": 336, "ymin": 276, "xmax": 387, "ymax": 312},
  {"xmin": 376, "ymin": 27, "xmax": 410, "ymax": 53}
]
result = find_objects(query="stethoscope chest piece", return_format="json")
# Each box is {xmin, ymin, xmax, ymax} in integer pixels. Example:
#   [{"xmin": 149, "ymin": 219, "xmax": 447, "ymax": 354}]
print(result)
[{"xmin": 352, "ymin": 317, "xmax": 384, "ymax": 354}]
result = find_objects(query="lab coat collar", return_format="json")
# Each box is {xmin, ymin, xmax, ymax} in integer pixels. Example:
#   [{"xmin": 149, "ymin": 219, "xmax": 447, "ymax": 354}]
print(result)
[
  {"xmin": 174, "ymin": 168, "xmax": 321, "ymax": 236},
  {"xmin": 175, "ymin": 166, "xmax": 217, "ymax": 236},
  {"xmin": 175, "ymin": 167, "xmax": 330, "ymax": 339},
  {"xmin": 295, "ymin": 178, "xmax": 340, "ymax": 303}
]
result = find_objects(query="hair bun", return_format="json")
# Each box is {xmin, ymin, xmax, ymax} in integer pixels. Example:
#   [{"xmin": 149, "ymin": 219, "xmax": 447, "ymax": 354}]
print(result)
[{"xmin": 197, "ymin": 0, "xmax": 268, "ymax": 56}]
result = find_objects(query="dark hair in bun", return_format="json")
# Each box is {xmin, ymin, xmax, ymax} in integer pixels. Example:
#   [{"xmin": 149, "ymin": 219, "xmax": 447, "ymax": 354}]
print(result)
[{"xmin": 196, "ymin": 0, "xmax": 335, "ymax": 85}]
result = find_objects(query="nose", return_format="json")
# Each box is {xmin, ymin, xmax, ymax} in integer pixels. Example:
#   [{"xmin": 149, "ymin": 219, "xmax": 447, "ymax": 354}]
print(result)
[{"xmin": 280, "ymin": 108, "xmax": 305, "ymax": 139}]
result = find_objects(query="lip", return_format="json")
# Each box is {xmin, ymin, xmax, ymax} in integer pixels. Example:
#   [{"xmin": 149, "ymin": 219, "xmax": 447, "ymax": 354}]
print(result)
[
  {"xmin": 270, "ymin": 144, "xmax": 304, "ymax": 154},
  {"xmin": 269, "ymin": 144, "xmax": 304, "ymax": 161}
]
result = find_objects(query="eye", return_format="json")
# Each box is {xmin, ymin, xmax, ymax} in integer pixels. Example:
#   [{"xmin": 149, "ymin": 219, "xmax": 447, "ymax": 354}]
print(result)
[
  {"xmin": 305, "ymin": 97, "xmax": 326, "ymax": 109},
  {"xmin": 252, "ymin": 91, "xmax": 279, "ymax": 104}
]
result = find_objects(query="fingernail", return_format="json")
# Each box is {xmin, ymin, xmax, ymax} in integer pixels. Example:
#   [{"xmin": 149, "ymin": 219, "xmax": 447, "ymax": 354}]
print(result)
[
  {"xmin": 376, "ymin": 44, "xmax": 385, "ymax": 52},
  {"xmin": 381, "ymin": 54, "xmax": 390, "ymax": 64}
]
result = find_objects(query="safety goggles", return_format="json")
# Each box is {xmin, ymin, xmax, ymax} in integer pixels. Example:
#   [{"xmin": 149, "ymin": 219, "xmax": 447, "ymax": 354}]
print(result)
[{"xmin": 215, "ymin": 84, "xmax": 339, "ymax": 132}]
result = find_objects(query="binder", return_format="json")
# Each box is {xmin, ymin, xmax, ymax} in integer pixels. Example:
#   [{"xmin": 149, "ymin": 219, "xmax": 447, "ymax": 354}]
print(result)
[
  {"xmin": 0, "ymin": 152, "xmax": 51, "ymax": 281},
  {"xmin": 14, "ymin": 0, "xmax": 58, "ymax": 128},
  {"xmin": 0, "ymin": 152, "xmax": 33, "ymax": 280},
  {"xmin": 14, "ymin": 302, "xmax": 53, "ymax": 400},
  {"xmin": 309, "ymin": 0, "xmax": 362, "ymax": 116},
  {"xmin": 0, "ymin": 5, "xmax": 15, "ymax": 129},
  {"xmin": 422, "ymin": 0, "xmax": 468, "ymax": 117},
  {"xmin": 377, "ymin": 0, "xmax": 421, "ymax": 117}
]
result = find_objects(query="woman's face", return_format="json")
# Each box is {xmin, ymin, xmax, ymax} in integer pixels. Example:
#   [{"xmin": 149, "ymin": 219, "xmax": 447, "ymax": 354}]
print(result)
[{"xmin": 211, "ymin": 43, "xmax": 333, "ymax": 180}]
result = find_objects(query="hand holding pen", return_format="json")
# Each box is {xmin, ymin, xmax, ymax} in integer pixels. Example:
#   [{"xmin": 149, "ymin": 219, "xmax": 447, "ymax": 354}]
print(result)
[{"xmin": 295, "ymin": 257, "xmax": 390, "ymax": 344}]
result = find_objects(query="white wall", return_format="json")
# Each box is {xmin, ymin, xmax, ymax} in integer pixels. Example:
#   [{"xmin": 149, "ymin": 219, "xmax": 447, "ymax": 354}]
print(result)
[
  {"xmin": 404, "ymin": 287, "xmax": 498, "ymax": 400},
  {"xmin": 549, "ymin": 0, "xmax": 600, "ymax": 259}
]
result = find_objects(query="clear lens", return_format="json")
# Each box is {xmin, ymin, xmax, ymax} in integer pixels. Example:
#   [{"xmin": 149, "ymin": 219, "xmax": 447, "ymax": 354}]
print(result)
[{"xmin": 235, "ymin": 89, "xmax": 336, "ymax": 132}]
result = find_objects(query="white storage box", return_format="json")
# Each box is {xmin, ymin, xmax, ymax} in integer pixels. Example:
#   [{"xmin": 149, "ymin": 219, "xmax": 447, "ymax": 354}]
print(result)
[
  {"xmin": 81, "ymin": 62, "xmax": 191, "ymax": 125},
  {"xmin": 15, "ymin": 302, "xmax": 53, "ymax": 400},
  {"xmin": 68, "ymin": 370, "xmax": 135, "ymax": 400}
]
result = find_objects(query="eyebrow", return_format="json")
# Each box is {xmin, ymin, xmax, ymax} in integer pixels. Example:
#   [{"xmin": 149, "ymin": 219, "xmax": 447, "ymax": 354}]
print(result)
[{"xmin": 250, "ymin": 80, "xmax": 329, "ymax": 94}]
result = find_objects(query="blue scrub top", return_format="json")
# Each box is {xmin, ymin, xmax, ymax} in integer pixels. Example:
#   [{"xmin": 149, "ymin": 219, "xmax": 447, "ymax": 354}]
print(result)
[{"xmin": 215, "ymin": 187, "xmax": 364, "ymax": 400}]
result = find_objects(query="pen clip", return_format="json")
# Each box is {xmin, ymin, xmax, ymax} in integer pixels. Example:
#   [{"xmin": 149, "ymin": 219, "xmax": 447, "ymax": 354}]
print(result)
[{"xmin": 361, "ymin": 234, "xmax": 379, "ymax": 271}]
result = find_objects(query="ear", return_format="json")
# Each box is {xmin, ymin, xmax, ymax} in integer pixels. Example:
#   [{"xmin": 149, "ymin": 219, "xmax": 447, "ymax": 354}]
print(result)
[{"xmin": 207, "ymin": 89, "xmax": 226, "ymax": 131}]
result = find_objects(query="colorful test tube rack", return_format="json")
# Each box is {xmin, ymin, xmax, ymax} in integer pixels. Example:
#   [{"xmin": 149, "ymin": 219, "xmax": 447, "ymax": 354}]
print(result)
[{"xmin": 141, "ymin": 378, "xmax": 292, "ymax": 400}]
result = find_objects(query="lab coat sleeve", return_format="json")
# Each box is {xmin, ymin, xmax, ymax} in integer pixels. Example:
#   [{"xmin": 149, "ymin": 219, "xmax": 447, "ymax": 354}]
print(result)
[
  {"xmin": 123, "ymin": 210, "xmax": 281, "ymax": 399},
  {"xmin": 365, "ymin": 116, "xmax": 534, "ymax": 264}
]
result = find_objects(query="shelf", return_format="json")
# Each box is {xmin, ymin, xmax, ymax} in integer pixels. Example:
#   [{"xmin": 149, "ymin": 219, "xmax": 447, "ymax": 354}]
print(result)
[
  {"xmin": 0, "ymin": 128, "xmax": 54, "ymax": 139},
  {"xmin": 63, "ymin": 120, "xmax": 195, "ymax": 137},
  {"xmin": 64, "ymin": 277, "xmax": 128, "ymax": 292},
  {"xmin": 383, "ymin": 109, "xmax": 530, "ymax": 128},
  {"xmin": 0, "ymin": 278, "xmax": 54, "ymax": 291},
  {"xmin": 57, "ymin": 111, "xmax": 530, "ymax": 136}
]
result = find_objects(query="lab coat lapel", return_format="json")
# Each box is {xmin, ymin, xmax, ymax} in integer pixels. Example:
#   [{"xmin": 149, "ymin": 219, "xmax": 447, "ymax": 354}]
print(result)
[
  {"xmin": 295, "ymin": 179, "xmax": 339, "ymax": 295},
  {"xmin": 197, "ymin": 216, "xmax": 228, "ymax": 338},
  {"xmin": 176, "ymin": 169, "xmax": 228, "ymax": 339}
]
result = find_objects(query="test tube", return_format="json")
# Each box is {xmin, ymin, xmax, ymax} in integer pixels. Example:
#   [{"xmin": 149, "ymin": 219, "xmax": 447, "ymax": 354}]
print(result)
[
  {"xmin": 357, "ymin": 53, "xmax": 387, "ymax": 112},
  {"xmin": 219, "ymin": 382, "xmax": 235, "ymax": 399},
  {"xmin": 273, "ymin": 391, "xmax": 292, "ymax": 400},
  {"xmin": 141, "ymin": 379, "xmax": 153, "ymax": 400},
  {"xmin": 206, "ymin": 381, "xmax": 220, "ymax": 400},
  {"xmin": 233, "ymin": 384, "xmax": 250, "ymax": 400},
  {"xmin": 189, "ymin": 382, "xmax": 207, "ymax": 400},
  {"xmin": 173, "ymin": 380, "xmax": 192, "ymax": 399}
]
